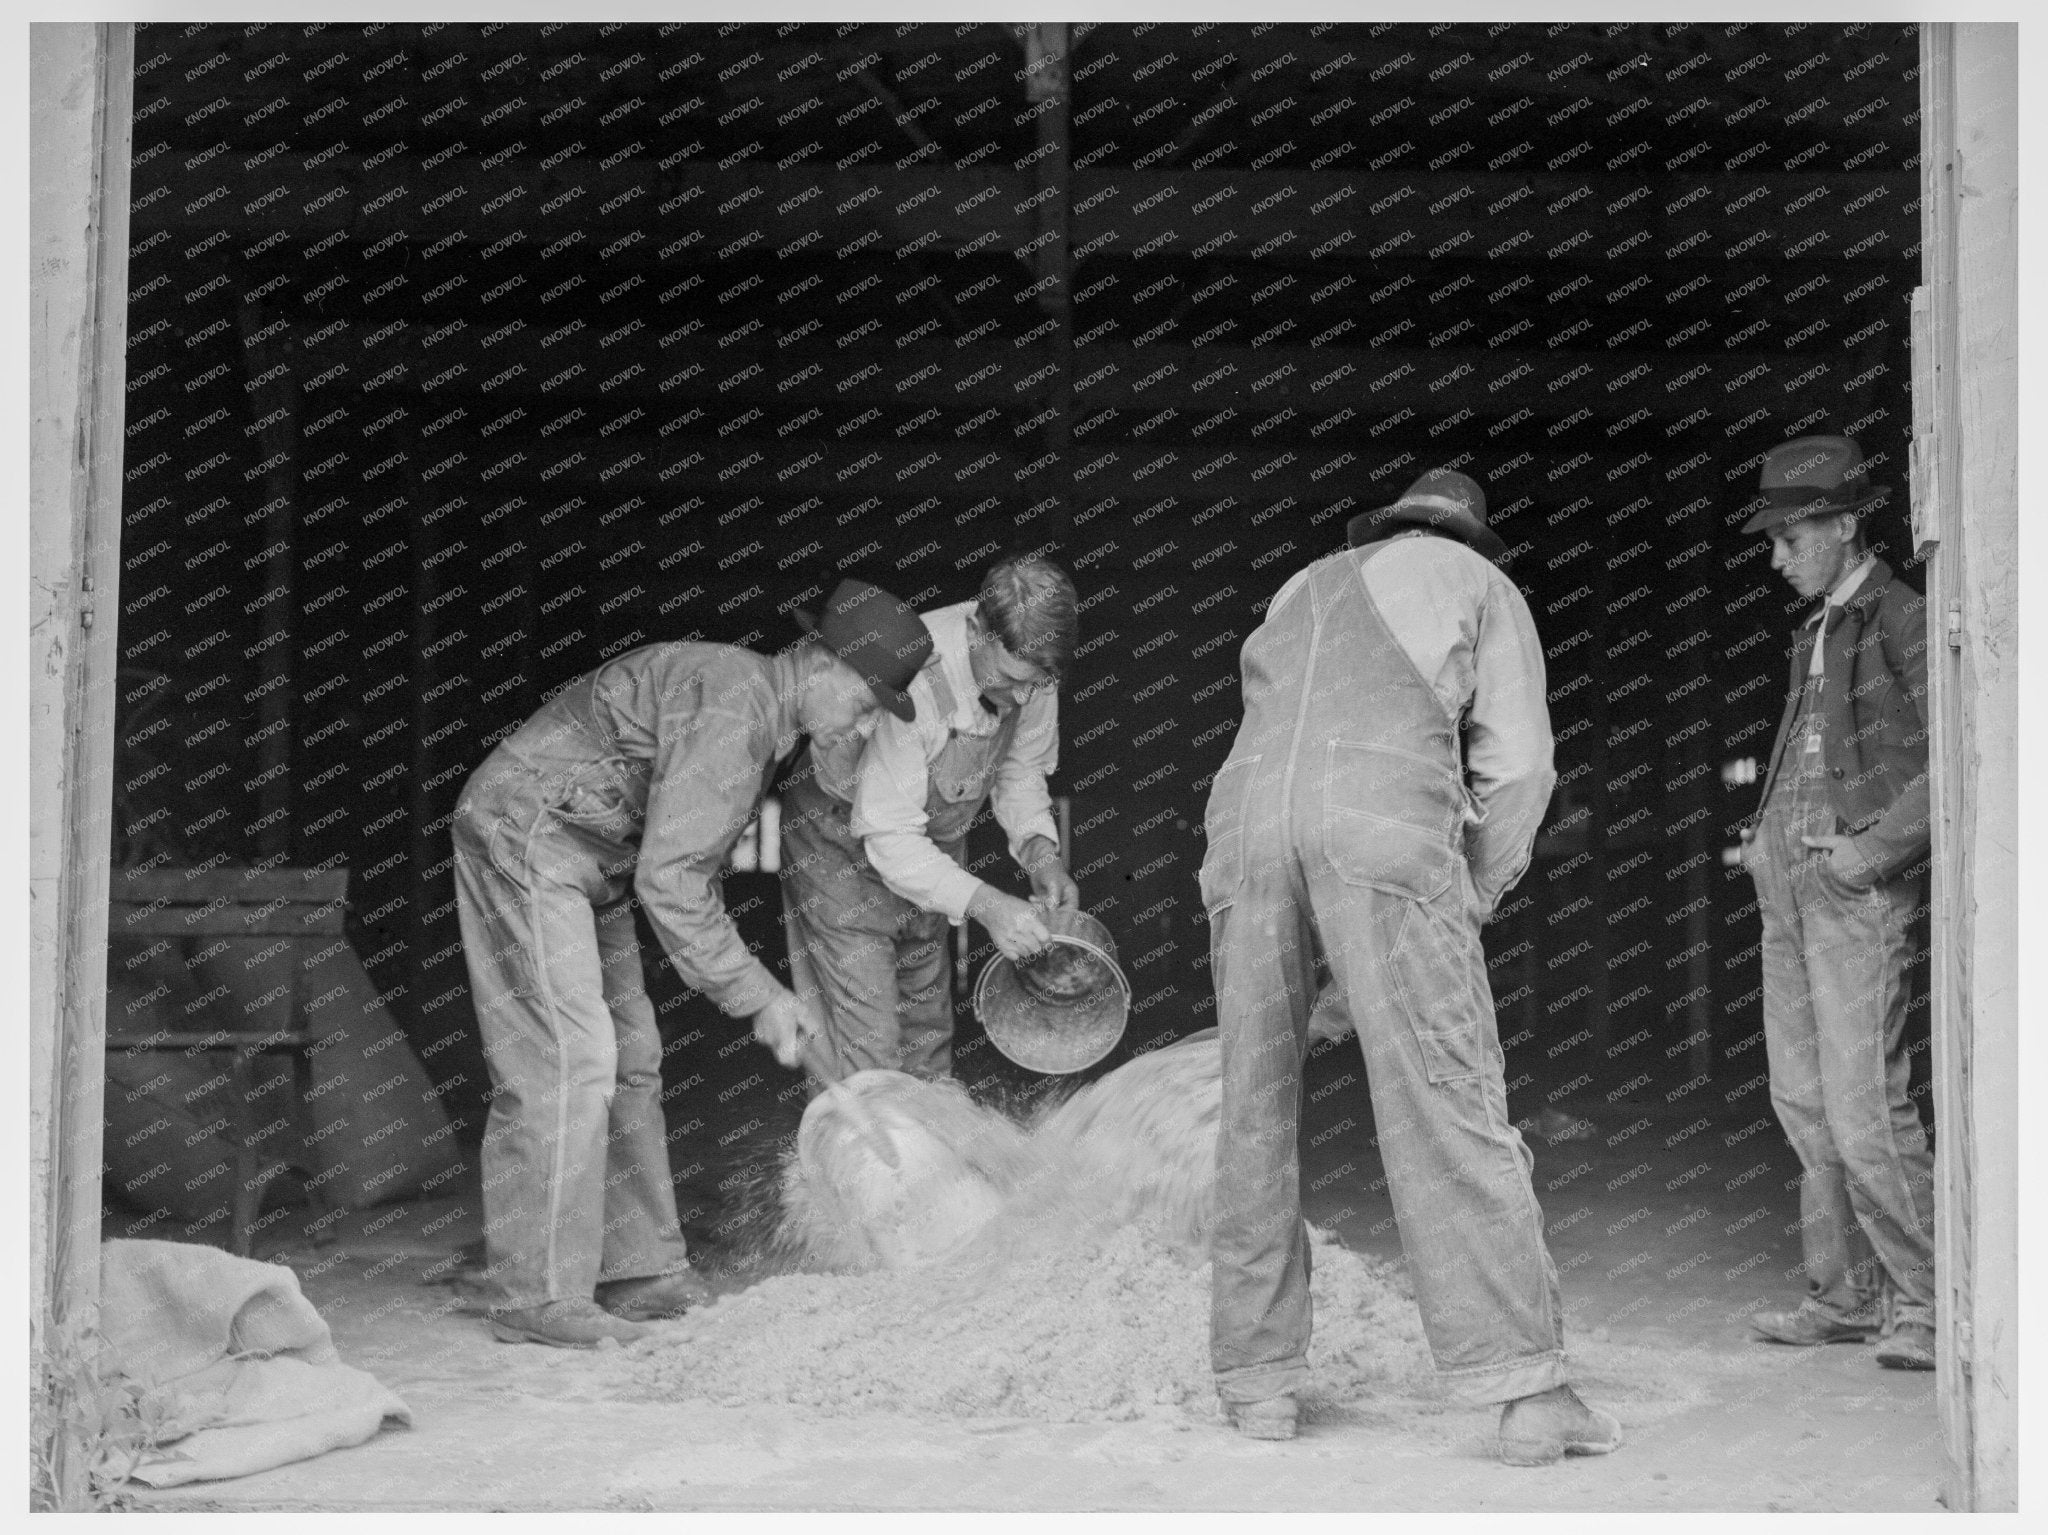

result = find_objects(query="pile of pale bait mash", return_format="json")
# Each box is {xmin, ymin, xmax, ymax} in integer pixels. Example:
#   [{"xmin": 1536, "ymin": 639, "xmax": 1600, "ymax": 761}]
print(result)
[{"xmin": 628, "ymin": 1032, "xmax": 1437, "ymax": 1423}]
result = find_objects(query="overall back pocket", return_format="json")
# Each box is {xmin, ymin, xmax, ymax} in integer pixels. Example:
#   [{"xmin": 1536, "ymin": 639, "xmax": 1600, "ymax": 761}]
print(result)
[
  {"xmin": 1322, "ymin": 740, "xmax": 1459, "ymax": 902},
  {"xmin": 1198, "ymin": 755, "xmax": 1261, "ymax": 915}
]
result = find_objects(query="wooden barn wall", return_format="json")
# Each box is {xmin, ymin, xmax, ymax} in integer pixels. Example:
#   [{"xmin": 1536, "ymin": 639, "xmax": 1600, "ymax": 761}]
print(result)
[{"xmin": 111, "ymin": 20, "xmax": 1924, "ymax": 1164}]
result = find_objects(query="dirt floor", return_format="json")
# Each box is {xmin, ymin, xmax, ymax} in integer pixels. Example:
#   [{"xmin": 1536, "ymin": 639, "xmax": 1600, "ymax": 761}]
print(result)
[{"xmin": 114, "ymin": 1040, "xmax": 1943, "ymax": 1513}]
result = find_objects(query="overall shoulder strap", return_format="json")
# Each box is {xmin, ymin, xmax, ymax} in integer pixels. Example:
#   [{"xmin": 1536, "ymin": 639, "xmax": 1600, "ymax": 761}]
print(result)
[{"xmin": 925, "ymin": 663, "xmax": 958, "ymax": 725}]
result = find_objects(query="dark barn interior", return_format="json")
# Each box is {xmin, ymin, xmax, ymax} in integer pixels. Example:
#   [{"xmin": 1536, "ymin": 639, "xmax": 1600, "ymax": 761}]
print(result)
[{"xmin": 108, "ymin": 14, "xmax": 1930, "ymax": 1332}]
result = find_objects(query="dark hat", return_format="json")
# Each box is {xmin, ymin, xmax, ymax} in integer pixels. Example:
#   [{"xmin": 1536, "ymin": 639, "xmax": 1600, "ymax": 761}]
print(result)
[
  {"xmin": 793, "ymin": 578, "xmax": 934, "ymax": 722},
  {"xmin": 1347, "ymin": 468, "xmax": 1510, "ymax": 567},
  {"xmin": 1740, "ymin": 434, "xmax": 1890, "ymax": 535}
]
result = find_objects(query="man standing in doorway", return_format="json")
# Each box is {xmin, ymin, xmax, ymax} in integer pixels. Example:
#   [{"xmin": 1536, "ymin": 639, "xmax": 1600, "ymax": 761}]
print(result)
[
  {"xmin": 1737, "ymin": 434, "xmax": 1936, "ymax": 1371},
  {"xmin": 780, "ymin": 554, "xmax": 1081, "ymax": 1086},
  {"xmin": 452, "ymin": 580, "xmax": 932, "ymax": 1348},
  {"xmin": 1203, "ymin": 468, "xmax": 1620, "ymax": 1464}
]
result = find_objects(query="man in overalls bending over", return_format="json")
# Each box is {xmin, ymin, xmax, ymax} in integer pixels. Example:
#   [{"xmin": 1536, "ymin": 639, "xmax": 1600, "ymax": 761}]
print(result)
[
  {"xmin": 1202, "ymin": 469, "xmax": 1619, "ymax": 1464},
  {"xmin": 453, "ymin": 579, "xmax": 932, "ymax": 1347},
  {"xmin": 780, "ymin": 554, "xmax": 1081, "ymax": 1085}
]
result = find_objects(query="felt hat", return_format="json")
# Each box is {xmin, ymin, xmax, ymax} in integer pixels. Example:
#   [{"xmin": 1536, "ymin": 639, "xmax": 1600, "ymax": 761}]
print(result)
[
  {"xmin": 794, "ymin": 578, "xmax": 933, "ymax": 722},
  {"xmin": 1346, "ymin": 467, "xmax": 1511, "ymax": 567},
  {"xmin": 1740, "ymin": 434, "xmax": 1891, "ymax": 535}
]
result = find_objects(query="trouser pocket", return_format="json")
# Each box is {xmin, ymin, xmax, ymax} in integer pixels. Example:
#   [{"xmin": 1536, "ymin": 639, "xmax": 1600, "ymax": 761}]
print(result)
[
  {"xmin": 1812, "ymin": 853, "xmax": 1882, "ymax": 910},
  {"xmin": 1322, "ymin": 741, "xmax": 1459, "ymax": 902},
  {"xmin": 1386, "ymin": 898, "xmax": 1488, "ymax": 1084},
  {"xmin": 1199, "ymin": 756, "xmax": 1260, "ymax": 915},
  {"xmin": 544, "ymin": 759, "xmax": 644, "ymax": 844}
]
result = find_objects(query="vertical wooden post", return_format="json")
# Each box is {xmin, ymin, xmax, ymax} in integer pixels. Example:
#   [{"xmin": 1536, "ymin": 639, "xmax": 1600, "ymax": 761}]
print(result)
[
  {"xmin": 236, "ymin": 298, "xmax": 299, "ymax": 861},
  {"xmin": 29, "ymin": 20, "xmax": 133, "ymax": 1507},
  {"xmin": 1917, "ymin": 28, "xmax": 1967, "ymax": 1503},
  {"xmin": 1023, "ymin": 23, "xmax": 1073, "ymax": 550},
  {"xmin": 1918, "ymin": 21, "xmax": 2018, "ymax": 1513},
  {"xmin": 517, "ymin": 537, "xmax": 539, "ymax": 717},
  {"xmin": 1682, "ymin": 820, "xmax": 1714, "ymax": 1086},
  {"xmin": 404, "ymin": 440, "xmax": 443, "ymax": 1011},
  {"xmin": 1585, "ymin": 537, "xmax": 1612, "ymax": 1056}
]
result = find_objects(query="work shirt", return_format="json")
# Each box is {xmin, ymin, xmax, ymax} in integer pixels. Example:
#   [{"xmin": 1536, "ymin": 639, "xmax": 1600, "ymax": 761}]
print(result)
[
  {"xmin": 1803, "ymin": 553, "xmax": 1876, "ymax": 680},
  {"xmin": 1759, "ymin": 667, "xmax": 1838, "ymax": 849},
  {"xmin": 1764, "ymin": 555, "xmax": 1877, "ymax": 841},
  {"xmin": 1748, "ymin": 550, "xmax": 1933, "ymax": 883},
  {"xmin": 475, "ymin": 642, "xmax": 802, "ymax": 1017},
  {"xmin": 1264, "ymin": 531, "xmax": 1555, "ymax": 909},
  {"xmin": 817, "ymin": 601, "xmax": 1060, "ymax": 922}
]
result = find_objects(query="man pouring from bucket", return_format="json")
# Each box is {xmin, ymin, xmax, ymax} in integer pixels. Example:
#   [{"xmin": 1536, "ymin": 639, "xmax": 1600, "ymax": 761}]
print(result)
[
  {"xmin": 452, "ymin": 580, "xmax": 932, "ymax": 1348},
  {"xmin": 780, "ymin": 554, "xmax": 1082, "ymax": 1085},
  {"xmin": 1201, "ymin": 469, "xmax": 1620, "ymax": 1464}
]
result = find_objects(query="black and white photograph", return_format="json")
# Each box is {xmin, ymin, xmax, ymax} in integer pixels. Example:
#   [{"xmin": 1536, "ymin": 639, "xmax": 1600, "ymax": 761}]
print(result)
[{"xmin": 23, "ymin": 4, "xmax": 2026, "ymax": 1515}]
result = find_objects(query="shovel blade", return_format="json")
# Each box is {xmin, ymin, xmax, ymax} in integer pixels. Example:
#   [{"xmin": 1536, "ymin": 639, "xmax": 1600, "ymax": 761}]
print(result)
[{"xmin": 801, "ymin": 1036, "xmax": 902, "ymax": 1171}]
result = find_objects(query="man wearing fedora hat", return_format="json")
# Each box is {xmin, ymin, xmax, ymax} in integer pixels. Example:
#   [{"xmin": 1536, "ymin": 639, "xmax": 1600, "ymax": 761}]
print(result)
[
  {"xmin": 450, "ymin": 578, "xmax": 932, "ymax": 1348},
  {"xmin": 780, "ymin": 553, "xmax": 1081, "ymax": 1087},
  {"xmin": 1204, "ymin": 468, "xmax": 1619, "ymax": 1463},
  {"xmin": 1734, "ymin": 434, "xmax": 1936, "ymax": 1371}
]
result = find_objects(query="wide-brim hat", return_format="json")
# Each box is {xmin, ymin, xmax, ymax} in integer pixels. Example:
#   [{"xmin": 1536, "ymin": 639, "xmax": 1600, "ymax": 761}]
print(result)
[
  {"xmin": 1740, "ymin": 434, "xmax": 1891, "ymax": 535},
  {"xmin": 1346, "ymin": 468, "xmax": 1510, "ymax": 567},
  {"xmin": 793, "ymin": 578, "xmax": 934, "ymax": 722}
]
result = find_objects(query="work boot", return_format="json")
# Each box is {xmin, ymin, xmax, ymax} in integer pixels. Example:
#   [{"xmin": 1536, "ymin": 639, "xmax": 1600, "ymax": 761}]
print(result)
[
  {"xmin": 1498, "ymin": 1385, "xmax": 1622, "ymax": 1466},
  {"xmin": 597, "ymin": 1268, "xmax": 716, "ymax": 1321},
  {"xmin": 1874, "ymin": 1321, "xmax": 1936, "ymax": 1371},
  {"xmin": 1224, "ymin": 1395, "xmax": 1299, "ymax": 1441},
  {"xmin": 1750, "ymin": 1301, "xmax": 1882, "ymax": 1346},
  {"xmin": 489, "ymin": 1298, "xmax": 650, "ymax": 1349}
]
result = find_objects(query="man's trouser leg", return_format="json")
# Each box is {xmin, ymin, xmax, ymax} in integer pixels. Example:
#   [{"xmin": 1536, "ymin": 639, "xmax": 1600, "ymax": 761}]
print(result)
[
  {"xmin": 1753, "ymin": 845, "xmax": 1885, "ymax": 1325},
  {"xmin": 1314, "ymin": 863, "xmax": 1568, "ymax": 1405},
  {"xmin": 454, "ymin": 805, "xmax": 688, "ymax": 1309},
  {"xmin": 781, "ymin": 777, "xmax": 917, "ymax": 1082},
  {"xmin": 1209, "ymin": 840, "xmax": 1320, "ymax": 1405},
  {"xmin": 1210, "ymin": 839, "xmax": 1567, "ymax": 1407},
  {"xmin": 890, "ymin": 842, "xmax": 963, "ymax": 1080},
  {"xmin": 590, "ymin": 894, "xmax": 696, "ymax": 1284},
  {"xmin": 1789, "ymin": 858, "xmax": 1936, "ymax": 1329}
]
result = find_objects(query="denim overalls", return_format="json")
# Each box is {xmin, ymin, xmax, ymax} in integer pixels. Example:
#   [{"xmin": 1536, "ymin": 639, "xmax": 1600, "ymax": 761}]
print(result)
[{"xmin": 1204, "ymin": 540, "xmax": 1568, "ymax": 1407}]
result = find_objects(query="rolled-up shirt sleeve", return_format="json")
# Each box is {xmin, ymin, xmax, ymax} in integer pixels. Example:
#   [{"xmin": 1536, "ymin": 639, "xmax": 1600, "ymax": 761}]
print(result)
[
  {"xmin": 1465, "ymin": 577, "xmax": 1557, "ymax": 911},
  {"xmin": 992, "ymin": 689, "xmax": 1061, "ymax": 863},
  {"xmin": 849, "ymin": 710, "xmax": 984, "ymax": 922},
  {"xmin": 634, "ymin": 705, "xmax": 781, "ymax": 1017}
]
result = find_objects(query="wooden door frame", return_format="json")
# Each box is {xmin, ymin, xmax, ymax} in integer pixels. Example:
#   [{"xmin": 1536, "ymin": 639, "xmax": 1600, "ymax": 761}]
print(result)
[
  {"xmin": 29, "ymin": 20, "xmax": 132, "ymax": 1506},
  {"xmin": 23, "ymin": 17, "xmax": 2023, "ymax": 1513},
  {"xmin": 1917, "ymin": 21, "xmax": 2019, "ymax": 1513}
]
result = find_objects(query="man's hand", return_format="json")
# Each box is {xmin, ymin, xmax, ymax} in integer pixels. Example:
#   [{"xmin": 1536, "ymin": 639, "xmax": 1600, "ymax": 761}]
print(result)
[
  {"xmin": 1737, "ymin": 826, "xmax": 1760, "ymax": 871},
  {"xmin": 1801, "ymin": 832, "xmax": 1877, "ymax": 888},
  {"xmin": 752, "ymin": 988, "xmax": 823, "ymax": 1070},
  {"xmin": 1020, "ymin": 835, "xmax": 1080, "ymax": 911},
  {"xmin": 967, "ymin": 885, "xmax": 1053, "ymax": 963}
]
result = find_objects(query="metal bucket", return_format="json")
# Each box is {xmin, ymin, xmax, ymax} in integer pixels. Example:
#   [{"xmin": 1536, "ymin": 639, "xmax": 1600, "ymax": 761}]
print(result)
[{"xmin": 972, "ymin": 906, "xmax": 1131, "ymax": 1075}]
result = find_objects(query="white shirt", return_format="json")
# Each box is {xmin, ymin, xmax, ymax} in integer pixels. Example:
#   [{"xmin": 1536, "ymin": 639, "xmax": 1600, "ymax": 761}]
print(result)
[
  {"xmin": 841, "ymin": 602, "xmax": 1061, "ymax": 922},
  {"xmin": 1804, "ymin": 552, "xmax": 1875, "ymax": 680}
]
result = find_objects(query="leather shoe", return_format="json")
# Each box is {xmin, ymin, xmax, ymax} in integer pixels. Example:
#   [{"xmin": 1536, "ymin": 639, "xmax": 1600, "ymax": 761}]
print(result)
[
  {"xmin": 1751, "ymin": 1303, "xmax": 1881, "ymax": 1346},
  {"xmin": 1499, "ymin": 1384, "xmax": 1622, "ymax": 1466},
  {"xmin": 597, "ymin": 1268, "xmax": 716, "ymax": 1321},
  {"xmin": 1875, "ymin": 1321, "xmax": 1936, "ymax": 1370},
  {"xmin": 489, "ymin": 1298, "xmax": 649, "ymax": 1349},
  {"xmin": 1225, "ymin": 1395, "xmax": 1299, "ymax": 1441}
]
